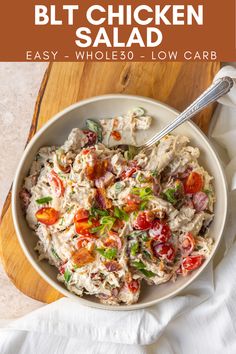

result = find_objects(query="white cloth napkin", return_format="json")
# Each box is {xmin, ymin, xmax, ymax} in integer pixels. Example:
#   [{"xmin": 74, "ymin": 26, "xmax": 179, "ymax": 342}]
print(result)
[{"xmin": 1, "ymin": 66, "xmax": 236, "ymax": 354}]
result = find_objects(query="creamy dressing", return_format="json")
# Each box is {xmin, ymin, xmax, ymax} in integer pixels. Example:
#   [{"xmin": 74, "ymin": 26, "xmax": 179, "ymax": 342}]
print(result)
[{"xmin": 21, "ymin": 109, "xmax": 215, "ymax": 305}]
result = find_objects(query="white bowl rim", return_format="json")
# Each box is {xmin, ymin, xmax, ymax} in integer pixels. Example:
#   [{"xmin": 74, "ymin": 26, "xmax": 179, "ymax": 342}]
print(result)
[{"xmin": 11, "ymin": 93, "xmax": 228, "ymax": 311}]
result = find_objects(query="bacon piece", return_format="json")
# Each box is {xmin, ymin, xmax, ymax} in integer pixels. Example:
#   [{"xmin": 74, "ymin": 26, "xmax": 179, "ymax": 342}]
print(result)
[{"xmin": 96, "ymin": 188, "xmax": 112, "ymax": 209}]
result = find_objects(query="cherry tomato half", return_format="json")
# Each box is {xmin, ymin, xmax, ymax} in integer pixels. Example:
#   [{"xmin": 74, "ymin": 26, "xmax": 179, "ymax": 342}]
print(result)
[
  {"xmin": 133, "ymin": 211, "xmax": 153, "ymax": 230},
  {"xmin": 184, "ymin": 172, "xmax": 203, "ymax": 194},
  {"xmin": 128, "ymin": 280, "xmax": 140, "ymax": 293},
  {"xmin": 151, "ymin": 242, "xmax": 175, "ymax": 262},
  {"xmin": 182, "ymin": 255, "xmax": 205, "ymax": 271},
  {"xmin": 35, "ymin": 207, "xmax": 59, "ymax": 226},
  {"xmin": 72, "ymin": 248, "xmax": 95, "ymax": 267},
  {"xmin": 74, "ymin": 219, "xmax": 99, "ymax": 237},
  {"xmin": 149, "ymin": 220, "xmax": 171, "ymax": 243},
  {"xmin": 74, "ymin": 209, "xmax": 89, "ymax": 222},
  {"xmin": 50, "ymin": 170, "xmax": 65, "ymax": 197}
]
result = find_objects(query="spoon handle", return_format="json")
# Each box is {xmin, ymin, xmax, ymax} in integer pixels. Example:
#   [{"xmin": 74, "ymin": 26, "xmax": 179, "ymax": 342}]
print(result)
[{"xmin": 144, "ymin": 76, "xmax": 234, "ymax": 148}]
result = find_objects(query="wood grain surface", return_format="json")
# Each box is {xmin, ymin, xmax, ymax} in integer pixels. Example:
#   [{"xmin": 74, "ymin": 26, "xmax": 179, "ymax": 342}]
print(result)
[{"xmin": 0, "ymin": 62, "xmax": 220, "ymax": 303}]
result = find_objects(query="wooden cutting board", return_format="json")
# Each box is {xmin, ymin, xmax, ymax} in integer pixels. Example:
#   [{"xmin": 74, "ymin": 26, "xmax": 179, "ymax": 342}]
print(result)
[{"xmin": 0, "ymin": 62, "xmax": 220, "ymax": 303}]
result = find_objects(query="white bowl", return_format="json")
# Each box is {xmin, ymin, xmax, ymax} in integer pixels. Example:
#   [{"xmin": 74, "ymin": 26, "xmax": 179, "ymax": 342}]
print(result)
[{"xmin": 12, "ymin": 94, "xmax": 228, "ymax": 310}]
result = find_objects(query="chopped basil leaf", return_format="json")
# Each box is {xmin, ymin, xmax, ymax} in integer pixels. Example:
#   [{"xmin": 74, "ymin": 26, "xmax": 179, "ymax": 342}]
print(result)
[
  {"xmin": 86, "ymin": 119, "xmax": 103, "ymax": 142},
  {"xmin": 51, "ymin": 247, "xmax": 61, "ymax": 260},
  {"xmin": 163, "ymin": 188, "xmax": 177, "ymax": 204},
  {"xmin": 132, "ymin": 260, "xmax": 155, "ymax": 277},
  {"xmin": 142, "ymin": 249, "xmax": 152, "ymax": 260},
  {"xmin": 131, "ymin": 242, "xmax": 139, "ymax": 256},
  {"xmin": 64, "ymin": 269, "xmax": 72, "ymax": 283},
  {"xmin": 96, "ymin": 248, "xmax": 117, "ymax": 260},
  {"xmin": 132, "ymin": 260, "xmax": 146, "ymax": 270},
  {"xmin": 151, "ymin": 170, "xmax": 158, "ymax": 177},
  {"xmin": 140, "ymin": 269, "xmax": 156, "ymax": 278},
  {"xmin": 114, "ymin": 207, "xmax": 129, "ymax": 221},
  {"xmin": 36, "ymin": 196, "xmax": 52, "ymax": 204},
  {"xmin": 140, "ymin": 200, "xmax": 148, "ymax": 210},
  {"xmin": 131, "ymin": 187, "xmax": 153, "ymax": 201},
  {"xmin": 90, "ymin": 207, "xmax": 109, "ymax": 218},
  {"xmin": 91, "ymin": 216, "xmax": 116, "ymax": 235}
]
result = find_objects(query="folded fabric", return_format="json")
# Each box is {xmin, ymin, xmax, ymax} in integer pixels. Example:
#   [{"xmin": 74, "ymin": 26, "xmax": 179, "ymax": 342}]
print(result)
[{"xmin": 1, "ymin": 66, "xmax": 236, "ymax": 354}]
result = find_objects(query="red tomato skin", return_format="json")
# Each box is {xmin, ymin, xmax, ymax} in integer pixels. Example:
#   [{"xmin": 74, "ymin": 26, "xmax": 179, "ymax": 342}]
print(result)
[
  {"xmin": 151, "ymin": 242, "xmax": 175, "ymax": 262},
  {"xmin": 149, "ymin": 220, "xmax": 171, "ymax": 243},
  {"xmin": 35, "ymin": 207, "xmax": 59, "ymax": 226},
  {"xmin": 133, "ymin": 212, "xmax": 153, "ymax": 230},
  {"xmin": 182, "ymin": 255, "xmax": 205, "ymax": 271},
  {"xmin": 50, "ymin": 170, "xmax": 65, "ymax": 197},
  {"xmin": 74, "ymin": 209, "xmax": 89, "ymax": 222},
  {"xmin": 128, "ymin": 280, "xmax": 140, "ymax": 293},
  {"xmin": 184, "ymin": 172, "xmax": 203, "ymax": 194}
]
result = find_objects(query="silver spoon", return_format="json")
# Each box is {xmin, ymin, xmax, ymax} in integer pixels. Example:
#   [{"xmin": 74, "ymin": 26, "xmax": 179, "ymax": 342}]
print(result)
[{"xmin": 117, "ymin": 76, "xmax": 234, "ymax": 155}]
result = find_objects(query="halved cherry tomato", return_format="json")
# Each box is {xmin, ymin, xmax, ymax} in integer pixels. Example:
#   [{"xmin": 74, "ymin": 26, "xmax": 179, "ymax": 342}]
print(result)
[
  {"xmin": 180, "ymin": 232, "xmax": 195, "ymax": 257},
  {"xmin": 151, "ymin": 242, "xmax": 175, "ymax": 262},
  {"xmin": 182, "ymin": 255, "xmax": 205, "ymax": 271},
  {"xmin": 111, "ymin": 130, "xmax": 121, "ymax": 141},
  {"xmin": 74, "ymin": 218, "xmax": 99, "ymax": 237},
  {"xmin": 133, "ymin": 211, "xmax": 153, "ymax": 230},
  {"xmin": 35, "ymin": 207, "xmax": 59, "ymax": 226},
  {"xmin": 128, "ymin": 280, "xmax": 140, "ymax": 293},
  {"xmin": 49, "ymin": 170, "xmax": 65, "ymax": 197},
  {"xmin": 149, "ymin": 220, "xmax": 171, "ymax": 243},
  {"xmin": 72, "ymin": 248, "xmax": 95, "ymax": 267},
  {"xmin": 74, "ymin": 209, "xmax": 89, "ymax": 222},
  {"xmin": 184, "ymin": 172, "xmax": 203, "ymax": 194}
]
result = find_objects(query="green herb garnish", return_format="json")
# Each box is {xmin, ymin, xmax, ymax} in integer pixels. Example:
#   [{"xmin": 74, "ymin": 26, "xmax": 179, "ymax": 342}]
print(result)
[
  {"xmin": 140, "ymin": 200, "xmax": 148, "ymax": 210},
  {"xmin": 96, "ymin": 248, "xmax": 117, "ymax": 260},
  {"xmin": 36, "ymin": 196, "xmax": 52, "ymax": 204},
  {"xmin": 86, "ymin": 119, "xmax": 103, "ymax": 142},
  {"xmin": 51, "ymin": 247, "xmax": 61, "ymax": 260},
  {"xmin": 140, "ymin": 269, "xmax": 156, "ymax": 278},
  {"xmin": 90, "ymin": 207, "xmax": 109, "ymax": 218},
  {"xmin": 130, "ymin": 242, "xmax": 139, "ymax": 256},
  {"xmin": 131, "ymin": 187, "xmax": 153, "ymax": 201},
  {"xmin": 91, "ymin": 216, "xmax": 116, "ymax": 234},
  {"xmin": 114, "ymin": 207, "xmax": 129, "ymax": 221},
  {"xmin": 64, "ymin": 269, "xmax": 72, "ymax": 283},
  {"xmin": 132, "ymin": 260, "xmax": 146, "ymax": 270},
  {"xmin": 132, "ymin": 260, "xmax": 155, "ymax": 277},
  {"xmin": 163, "ymin": 188, "xmax": 177, "ymax": 204}
]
